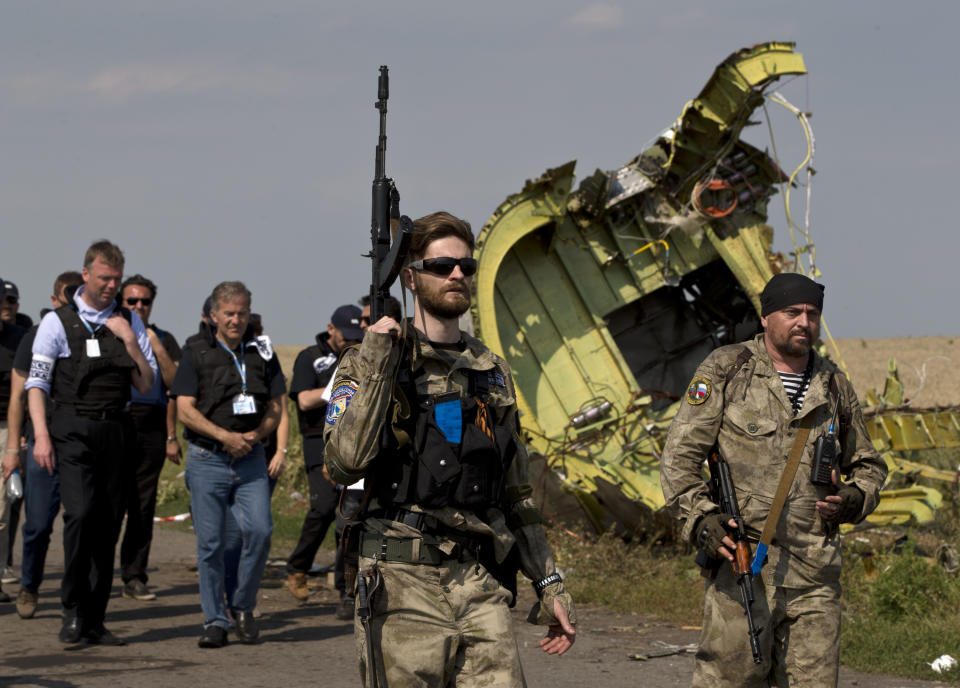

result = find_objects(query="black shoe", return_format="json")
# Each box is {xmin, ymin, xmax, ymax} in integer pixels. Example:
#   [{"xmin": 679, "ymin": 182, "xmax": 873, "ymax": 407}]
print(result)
[
  {"xmin": 59, "ymin": 615, "xmax": 83, "ymax": 644},
  {"xmin": 83, "ymin": 626, "xmax": 126, "ymax": 646},
  {"xmin": 198, "ymin": 625, "xmax": 228, "ymax": 649},
  {"xmin": 336, "ymin": 597, "xmax": 355, "ymax": 620},
  {"xmin": 232, "ymin": 610, "xmax": 260, "ymax": 644}
]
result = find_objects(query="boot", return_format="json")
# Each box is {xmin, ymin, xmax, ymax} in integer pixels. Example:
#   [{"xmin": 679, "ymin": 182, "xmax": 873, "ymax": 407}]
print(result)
[{"xmin": 286, "ymin": 572, "xmax": 310, "ymax": 601}]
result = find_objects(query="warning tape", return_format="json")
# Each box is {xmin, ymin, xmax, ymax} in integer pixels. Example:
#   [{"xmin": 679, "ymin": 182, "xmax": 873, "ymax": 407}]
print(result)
[{"xmin": 154, "ymin": 513, "xmax": 192, "ymax": 523}]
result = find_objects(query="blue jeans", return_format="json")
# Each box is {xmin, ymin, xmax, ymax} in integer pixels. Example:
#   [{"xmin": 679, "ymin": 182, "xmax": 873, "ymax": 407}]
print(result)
[
  {"xmin": 185, "ymin": 442, "xmax": 272, "ymax": 630},
  {"xmin": 21, "ymin": 442, "xmax": 61, "ymax": 593},
  {"xmin": 223, "ymin": 468, "xmax": 277, "ymax": 605}
]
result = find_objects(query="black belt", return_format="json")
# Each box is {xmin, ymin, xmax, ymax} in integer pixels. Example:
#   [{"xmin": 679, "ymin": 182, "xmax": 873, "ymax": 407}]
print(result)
[
  {"xmin": 190, "ymin": 436, "xmax": 227, "ymax": 453},
  {"xmin": 380, "ymin": 508, "xmax": 488, "ymax": 549},
  {"xmin": 55, "ymin": 405, "xmax": 129, "ymax": 421}
]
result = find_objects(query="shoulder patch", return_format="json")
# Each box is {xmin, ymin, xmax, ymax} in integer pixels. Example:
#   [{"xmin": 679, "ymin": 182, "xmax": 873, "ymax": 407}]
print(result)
[
  {"xmin": 325, "ymin": 380, "xmax": 359, "ymax": 425},
  {"xmin": 313, "ymin": 353, "xmax": 337, "ymax": 374},
  {"xmin": 248, "ymin": 335, "xmax": 274, "ymax": 361},
  {"xmin": 487, "ymin": 371, "xmax": 506, "ymax": 388},
  {"xmin": 686, "ymin": 376, "xmax": 712, "ymax": 405}
]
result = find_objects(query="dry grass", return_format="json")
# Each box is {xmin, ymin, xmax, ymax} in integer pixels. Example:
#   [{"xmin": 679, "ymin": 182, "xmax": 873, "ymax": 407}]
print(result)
[{"xmin": 832, "ymin": 336, "xmax": 959, "ymax": 407}]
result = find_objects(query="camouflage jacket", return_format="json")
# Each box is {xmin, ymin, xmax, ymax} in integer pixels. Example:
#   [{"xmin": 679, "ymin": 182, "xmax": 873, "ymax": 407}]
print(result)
[
  {"xmin": 324, "ymin": 326, "xmax": 573, "ymax": 624},
  {"xmin": 660, "ymin": 334, "xmax": 887, "ymax": 588}
]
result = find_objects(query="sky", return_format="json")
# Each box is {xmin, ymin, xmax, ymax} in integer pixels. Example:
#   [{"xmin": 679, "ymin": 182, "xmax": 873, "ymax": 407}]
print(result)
[{"xmin": 1, "ymin": 2, "xmax": 955, "ymax": 344}]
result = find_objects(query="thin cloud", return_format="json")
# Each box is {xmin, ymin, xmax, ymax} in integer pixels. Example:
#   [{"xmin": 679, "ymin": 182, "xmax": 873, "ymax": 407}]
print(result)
[
  {"xmin": 569, "ymin": 3, "xmax": 623, "ymax": 30},
  {"xmin": 6, "ymin": 62, "xmax": 297, "ymax": 106}
]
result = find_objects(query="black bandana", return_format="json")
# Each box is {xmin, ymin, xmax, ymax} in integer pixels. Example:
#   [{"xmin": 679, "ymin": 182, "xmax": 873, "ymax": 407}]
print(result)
[{"xmin": 760, "ymin": 273, "xmax": 824, "ymax": 317}]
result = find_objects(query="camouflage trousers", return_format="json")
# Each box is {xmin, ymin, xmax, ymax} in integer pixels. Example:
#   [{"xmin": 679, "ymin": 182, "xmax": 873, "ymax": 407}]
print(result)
[
  {"xmin": 693, "ymin": 562, "xmax": 841, "ymax": 687},
  {"xmin": 355, "ymin": 552, "xmax": 525, "ymax": 688}
]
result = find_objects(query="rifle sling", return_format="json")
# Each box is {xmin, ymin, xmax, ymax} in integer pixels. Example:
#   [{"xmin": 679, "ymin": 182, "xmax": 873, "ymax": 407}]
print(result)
[{"xmin": 750, "ymin": 413, "xmax": 814, "ymax": 575}]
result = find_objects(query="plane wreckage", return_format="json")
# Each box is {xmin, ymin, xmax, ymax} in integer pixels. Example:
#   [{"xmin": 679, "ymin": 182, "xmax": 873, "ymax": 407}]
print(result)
[{"xmin": 469, "ymin": 42, "xmax": 960, "ymax": 537}]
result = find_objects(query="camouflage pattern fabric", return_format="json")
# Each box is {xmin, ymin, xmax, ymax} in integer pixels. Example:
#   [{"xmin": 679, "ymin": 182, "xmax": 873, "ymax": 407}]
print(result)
[
  {"xmin": 661, "ymin": 334, "xmax": 886, "ymax": 684},
  {"xmin": 325, "ymin": 326, "xmax": 574, "ymax": 682},
  {"xmin": 661, "ymin": 334, "xmax": 887, "ymax": 588},
  {"xmin": 694, "ymin": 562, "xmax": 841, "ymax": 687},
  {"xmin": 355, "ymin": 554, "xmax": 524, "ymax": 688}
]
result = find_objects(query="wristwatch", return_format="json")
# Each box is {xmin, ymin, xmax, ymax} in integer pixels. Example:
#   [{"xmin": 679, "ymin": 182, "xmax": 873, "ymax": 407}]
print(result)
[
  {"xmin": 166, "ymin": 436, "xmax": 178, "ymax": 444},
  {"xmin": 532, "ymin": 572, "xmax": 563, "ymax": 595}
]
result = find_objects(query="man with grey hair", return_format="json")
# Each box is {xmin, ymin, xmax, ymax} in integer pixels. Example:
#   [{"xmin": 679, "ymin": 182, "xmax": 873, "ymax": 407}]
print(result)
[{"xmin": 172, "ymin": 281, "xmax": 286, "ymax": 649}]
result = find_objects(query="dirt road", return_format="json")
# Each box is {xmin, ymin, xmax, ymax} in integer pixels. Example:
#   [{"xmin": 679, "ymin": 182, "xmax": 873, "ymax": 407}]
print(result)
[{"xmin": 0, "ymin": 522, "xmax": 949, "ymax": 688}]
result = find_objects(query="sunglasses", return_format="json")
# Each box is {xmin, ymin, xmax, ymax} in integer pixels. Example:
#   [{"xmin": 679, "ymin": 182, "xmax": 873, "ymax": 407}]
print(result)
[
  {"xmin": 2, "ymin": 296, "xmax": 17, "ymax": 305},
  {"xmin": 125, "ymin": 297, "xmax": 153, "ymax": 306},
  {"xmin": 407, "ymin": 257, "xmax": 478, "ymax": 277}
]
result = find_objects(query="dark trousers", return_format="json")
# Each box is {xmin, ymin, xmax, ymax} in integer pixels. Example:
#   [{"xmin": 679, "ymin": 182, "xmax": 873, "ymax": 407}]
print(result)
[
  {"xmin": 52, "ymin": 412, "xmax": 129, "ymax": 628},
  {"xmin": 287, "ymin": 436, "xmax": 337, "ymax": 574},
  {"xmin": 334, "ymin": 489, "xmax": 363, "ymax": 599},
  {"xmin": 119, "ymin": 404, "xmax": 167, "ymax": 584}
]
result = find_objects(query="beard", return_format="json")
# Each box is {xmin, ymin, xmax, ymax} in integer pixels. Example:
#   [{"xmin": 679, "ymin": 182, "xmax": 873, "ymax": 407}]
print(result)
[
  {"xmin": 772, "ymin": 326, "xmax": 815, "ymax": 358},
  {"xmin": 417, "ymin": 281, "xmax": 471, "ymax": 319}
]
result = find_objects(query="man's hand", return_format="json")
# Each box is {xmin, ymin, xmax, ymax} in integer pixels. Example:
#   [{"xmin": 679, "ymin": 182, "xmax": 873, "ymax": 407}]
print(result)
[
  {"xmin": 145, "ymin": 327, "xmax": 162, "ymax": 349},
  {"xmin": 104, "ymin": 313, "xmax": 137, "ymax": 345},
  {"xmin": 268, "ymin": 451, "xmax": 285, "ymax": 479},
  {"xmin": 33, "ymin": 434, "xmax": 56, "ymax": 475},
  {"xmin": 816, "ymin": 469, "xmax": 864, "ymax": 524},
  {"xmin": 696, "ymin": 512, "xmax": 737, "ymax": 562},
  {"xmin": 2, "ymin": 449, "xmax": 20, "ymax": 480},
  {"xmin": 539, "ymin": 598, "xmax": 576, "ymax": 656},
  {"xmin": 165, "ymin": 437, "xmax": 182, "ymax": 465},
  {"xmin": 222, "ymin": 432, "xmax": 254, "ymax": 458},
  {"xmin": 367, "ymin": 316, "xmax": 401, "ymax": 339},
  {"xmin": 321, "ymin": 462, "xmax": 338, "ymax": 487}
]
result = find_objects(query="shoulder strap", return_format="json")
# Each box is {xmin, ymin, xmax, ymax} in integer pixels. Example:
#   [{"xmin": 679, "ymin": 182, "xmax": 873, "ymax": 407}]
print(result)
[
  {"xmin": 725, "ymin": 346, "xmax": 754, "ymax": 384},
  {"xmin": 750, "ymin": 413, "xmax": 815, "ymax": 575}
]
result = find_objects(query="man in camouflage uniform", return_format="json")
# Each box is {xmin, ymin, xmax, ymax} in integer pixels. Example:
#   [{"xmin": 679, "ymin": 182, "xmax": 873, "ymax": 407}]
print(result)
[
  {"xmin": 324, "ymin": 211, "xmax": 576, "ymax": 687},
  {"xmin": 661, "ymin": 273, "xmax": 887, "ymax": 687}
]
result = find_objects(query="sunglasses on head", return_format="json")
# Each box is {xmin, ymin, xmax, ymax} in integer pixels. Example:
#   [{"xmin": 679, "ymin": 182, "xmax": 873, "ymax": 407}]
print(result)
[
  {"xmin": 407, "ymin": 257, "xmax": 478, "ymax": 277},
  {"xmin": 125, "ymin": 297, "xmax": 152, "ymax": 306}
]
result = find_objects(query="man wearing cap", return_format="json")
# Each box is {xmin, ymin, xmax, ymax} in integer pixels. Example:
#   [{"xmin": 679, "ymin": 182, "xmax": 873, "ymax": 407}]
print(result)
[
  {"xmin": 172, "ymin": 281, "xmax": 285, "ymax": 648},
  {"xmin": 4, "ymin": 270, "xmax": 83, "ymax": 619},
  {"xmin": 117, "ymin": 274, "xmax": 183, "ymax": 602},
  {"xmin": 660, "ymin": 272, "xmax": 888, "ymax": 686},
  {"xmin": 284, "ymin": 304, "xmax": 363, "ymax": 604},
  {"xmin": 1, "ymin": 280, "xmax": 34, "ymax": 330},
  {"xmin": 0, "ymin": 278, "xmax": 28, "ymax": 602}
]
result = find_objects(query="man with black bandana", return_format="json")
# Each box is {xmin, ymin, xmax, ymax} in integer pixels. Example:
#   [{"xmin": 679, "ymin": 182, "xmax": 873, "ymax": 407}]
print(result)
[
  {"xmin": 660, "ymin": 272, "xmax": 888, "ymax": 687},
  {"xmin": 325, "ymin": 211, "xmax": 576, "ymax": 687}
]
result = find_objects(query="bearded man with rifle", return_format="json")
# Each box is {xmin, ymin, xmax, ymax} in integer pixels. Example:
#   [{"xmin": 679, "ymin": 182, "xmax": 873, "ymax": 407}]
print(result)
[
  {"xmin": 323, "ymin": 66, "xmax": 576, "ymax": 688},
  {"xmin": 661, "ymin": 273, "xmax": 887, "ymax": 687}
]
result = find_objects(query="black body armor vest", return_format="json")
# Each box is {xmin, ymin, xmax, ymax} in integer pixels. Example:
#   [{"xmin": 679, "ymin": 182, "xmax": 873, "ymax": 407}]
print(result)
[
  {"xmin": 50, "ymin": 305, "xmax": 136, "ymax": 412},
  {"xmin": 187, "ymin": 334, "xmax": 271, "ymax": 434},
  {"xmin": 369, "ymin": 366, "xmax": 518, "ymax": 513}
]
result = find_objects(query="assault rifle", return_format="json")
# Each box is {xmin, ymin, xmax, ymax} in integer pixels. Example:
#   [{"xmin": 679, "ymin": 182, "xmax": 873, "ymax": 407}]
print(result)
[
  {"xmin": 369, "ymin": 65, "xmax": 413, "ymax": 321},
  {"xmin": 695, "ymin": 450, "xmax": 763, "ymax": 664}
]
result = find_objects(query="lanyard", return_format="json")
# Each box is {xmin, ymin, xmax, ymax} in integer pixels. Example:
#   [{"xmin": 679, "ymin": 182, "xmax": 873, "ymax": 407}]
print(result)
[
  {"xmin": 218, "ymin": 340, "xmax": 247, "ymax": 394},
  {"xmin": 78, "ymin": 318, "xmax": 102, "ymax": 337}
]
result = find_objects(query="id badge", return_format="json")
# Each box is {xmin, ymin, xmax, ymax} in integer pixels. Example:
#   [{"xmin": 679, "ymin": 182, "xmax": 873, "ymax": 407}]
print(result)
[
  {"xmin": 86, "ymin": 338, "xmax": 101, "ymax": 358},
  {"xmin": 232, "ymin": 393, "xmax": 257, "ymax": 415}
]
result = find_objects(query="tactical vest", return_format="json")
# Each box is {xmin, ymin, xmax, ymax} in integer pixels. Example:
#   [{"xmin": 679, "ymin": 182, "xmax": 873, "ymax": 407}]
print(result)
[
  {"xmin": 187, "ymin": 335, "xmax": 271, "ymax": 433},
  {"xmin": 368, "ymin": 365, "xmax": 518, "ymax": 513},
  {"xmin": 297, "ymin": 334, "xmax": 338, "ymax": 437},
  {"xmin": 50, "ymin": 305, "xmax": 136, "ymax": 412}
]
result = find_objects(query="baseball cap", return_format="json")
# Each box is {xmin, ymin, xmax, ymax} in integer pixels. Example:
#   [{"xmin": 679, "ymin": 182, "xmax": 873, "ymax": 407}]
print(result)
[
  {"xmin": 331, "ymin": 304, "xmax": 364, "ymax": 341},
  {"xmin": 2, "ymin": 281, "xmax": 16, "ymax": 299}
]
